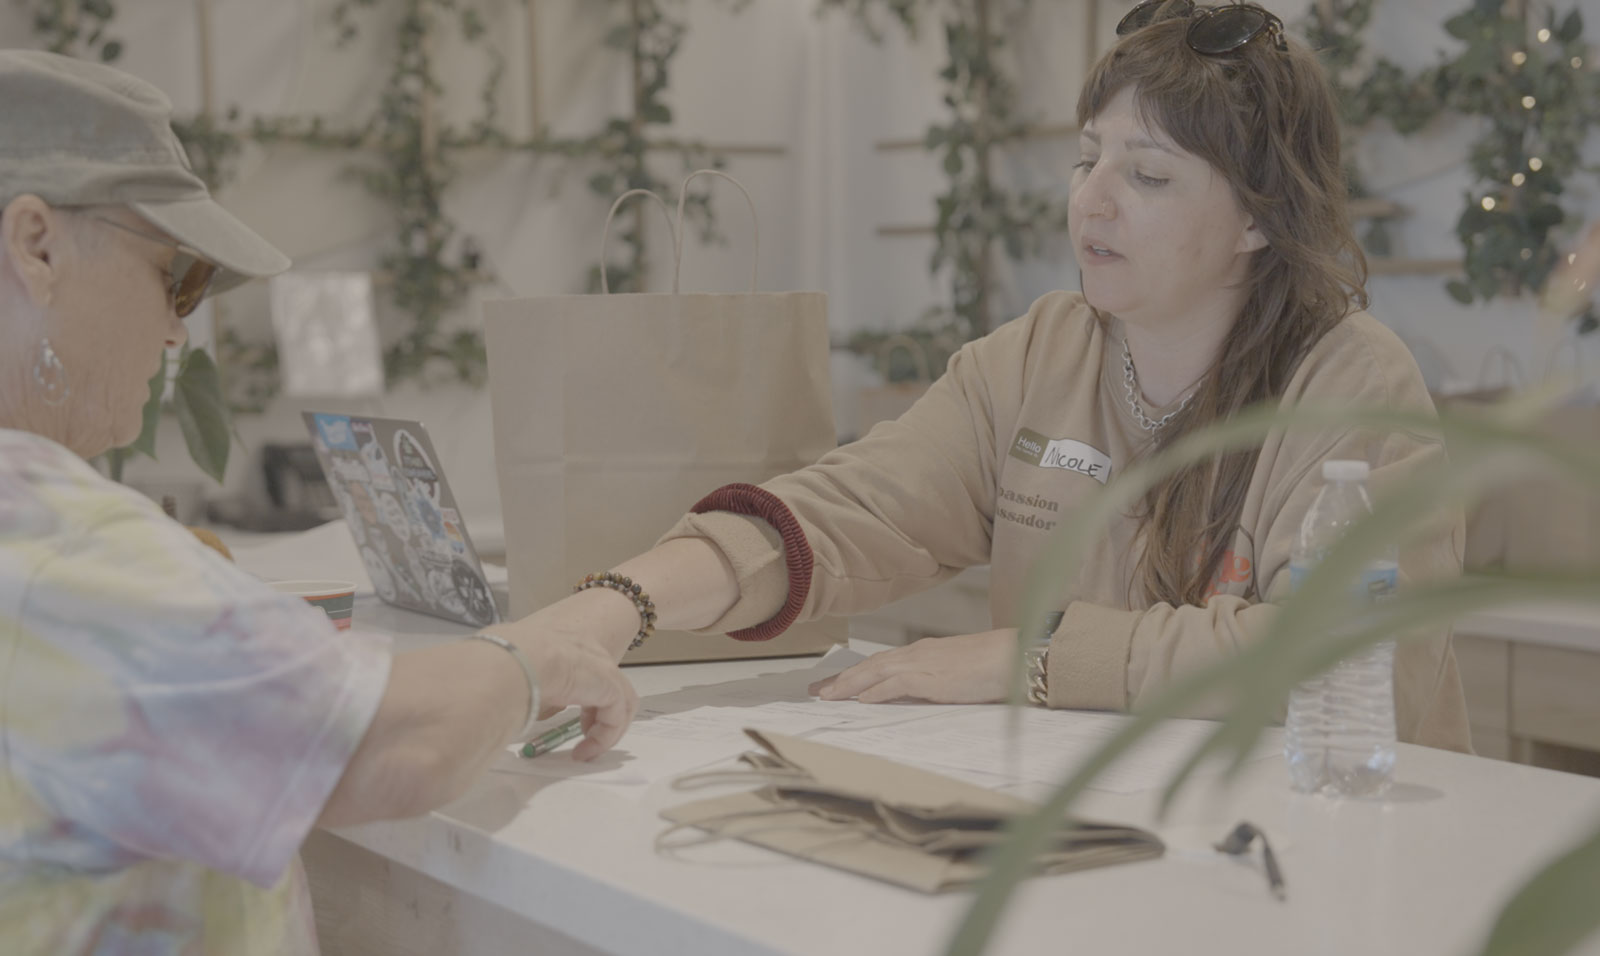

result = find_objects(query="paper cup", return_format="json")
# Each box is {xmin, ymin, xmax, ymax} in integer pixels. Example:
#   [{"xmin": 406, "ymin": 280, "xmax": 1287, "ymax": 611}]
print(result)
[{"xmin": 268, "ymin": 579, "xmax": 357, "ymax": 630}]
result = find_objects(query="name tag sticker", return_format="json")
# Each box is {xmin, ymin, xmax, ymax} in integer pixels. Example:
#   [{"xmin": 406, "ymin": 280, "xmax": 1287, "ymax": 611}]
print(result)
[{"xmin": 1008, "ymin": 428, "xmax": 1114, "ymax": 484}]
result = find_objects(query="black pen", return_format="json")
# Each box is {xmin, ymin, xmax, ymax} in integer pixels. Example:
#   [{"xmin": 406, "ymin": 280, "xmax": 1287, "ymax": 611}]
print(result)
[
  {"xmin": 1261, "ymin": 836, "xmax": 1286, "ymax": 901},
  {"xmin": 1214, "ymin": 820, "xmax": 1287, "ymax": 902}
]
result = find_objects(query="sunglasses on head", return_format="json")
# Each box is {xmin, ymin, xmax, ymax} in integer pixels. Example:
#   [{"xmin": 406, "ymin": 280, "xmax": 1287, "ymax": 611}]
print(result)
[
  {"xmin": 1116, "ymin": 0, "xmax": 1288, "ymax": 54},
  {"xmin": 86, "ymin": 214, "xmax": 220, "ymax": 318}
]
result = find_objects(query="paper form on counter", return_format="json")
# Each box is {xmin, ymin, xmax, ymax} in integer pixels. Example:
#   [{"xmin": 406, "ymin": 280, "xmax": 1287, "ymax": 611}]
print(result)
[{"xmin": 806, "ymin": 706, "xmax": 1279, "ymax": 794}]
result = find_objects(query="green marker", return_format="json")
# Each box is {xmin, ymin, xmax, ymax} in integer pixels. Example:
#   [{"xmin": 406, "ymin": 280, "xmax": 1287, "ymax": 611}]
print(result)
[{"xmin": 520, "ymin": 716, "xmax": 584, "ymax": 758}]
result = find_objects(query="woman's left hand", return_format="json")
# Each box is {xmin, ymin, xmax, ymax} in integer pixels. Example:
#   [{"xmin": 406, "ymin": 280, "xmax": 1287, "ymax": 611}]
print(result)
[{"xmin": 807, "ymin": 629, "xmax": 1026, "ymax": 704}]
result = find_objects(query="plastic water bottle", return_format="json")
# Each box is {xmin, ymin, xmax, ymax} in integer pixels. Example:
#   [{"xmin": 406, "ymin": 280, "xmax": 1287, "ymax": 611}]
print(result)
[{"xmin": 1283, "ymin": 459, "xmax": 1398, "ymax": 798}]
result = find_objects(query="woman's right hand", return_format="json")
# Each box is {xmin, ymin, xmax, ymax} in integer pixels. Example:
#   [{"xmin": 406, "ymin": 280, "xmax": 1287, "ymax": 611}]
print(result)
[
  {"xmin": 518, "ymin": 630, "xmax": 639, "ymax": 760},
  {"xmin": 322, "ymin": 614, "xmax": 641, "ymax": 827}
]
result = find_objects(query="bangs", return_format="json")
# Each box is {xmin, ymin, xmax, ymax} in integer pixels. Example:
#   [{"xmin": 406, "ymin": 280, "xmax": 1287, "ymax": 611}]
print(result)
[{"xmin": 1076, "ymin": 18, "xmax": 1265, "ymax": 198}]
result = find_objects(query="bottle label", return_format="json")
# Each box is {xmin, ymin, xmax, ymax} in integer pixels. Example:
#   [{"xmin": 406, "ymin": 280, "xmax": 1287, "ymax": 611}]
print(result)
[
  {"xmin": 1289, "ymin": 560, "xmax": 1397, "ymax": 601},
  {"xmin": 1361, "ymin": 562, "xmax": 1398, "ymax": 601}
]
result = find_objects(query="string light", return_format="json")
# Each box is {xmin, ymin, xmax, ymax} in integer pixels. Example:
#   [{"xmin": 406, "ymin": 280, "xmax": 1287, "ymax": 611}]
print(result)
[
  {"xmin": 1512, "ymin": 51, "xmax": 1528, "ymax": 65},
  {"xmin": 1522, "ymin": 95, "xmax": 1537, "ymax": 109},
  {"xmin": 1537, "ymin": 28, "xmax": 1552, "ymax": 43},
  {"xmin": 1521, "ymin": 248, "xmax": 1534, "ymax": 260},
  {"xmin": 1513, "ymin": 172, "xmax": 1527, "ymax": 186},
  {"xmin": 1482, "ymin": 196, "xmax": 1497, "ymax": 210},
  {"xmin": 1529, "ymin": 157, "xmax": 1544, "ymax": 171},
  {"xmin": 1574, "ymin": 57, "xmax": 1585, "ymax": 69}
]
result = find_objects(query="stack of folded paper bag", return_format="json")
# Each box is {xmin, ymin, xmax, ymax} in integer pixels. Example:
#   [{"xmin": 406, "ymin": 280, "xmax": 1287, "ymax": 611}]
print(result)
[{"xmin": 662, "ymin": 730, "xmax": 1164, "ymax": 893}]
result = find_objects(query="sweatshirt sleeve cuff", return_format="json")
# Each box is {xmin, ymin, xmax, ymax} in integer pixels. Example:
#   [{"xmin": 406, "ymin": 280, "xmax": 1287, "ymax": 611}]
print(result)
[
  {"xmin": 1047, "ymin": 601, "xmax": 1137, "ymax": 711},
  {"xmin": 654, "ymin": 484, "xmax": 813, "ymax": 640}
]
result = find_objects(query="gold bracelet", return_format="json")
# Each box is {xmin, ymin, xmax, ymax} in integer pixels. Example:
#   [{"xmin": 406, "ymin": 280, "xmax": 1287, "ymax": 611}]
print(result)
[
  {"xmin": 574, "ymin": 571, "xmax": 657, "ymax": 651},
  {"xmin": 1026, "ymin": 645, "xmax": 1050, "ymax": 707}
]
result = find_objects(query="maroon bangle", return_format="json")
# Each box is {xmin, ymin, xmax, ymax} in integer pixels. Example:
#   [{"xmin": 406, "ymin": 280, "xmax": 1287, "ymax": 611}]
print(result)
[{"xmin": 690, "ymin": 483, "xmax": 812, "ymax": 641}]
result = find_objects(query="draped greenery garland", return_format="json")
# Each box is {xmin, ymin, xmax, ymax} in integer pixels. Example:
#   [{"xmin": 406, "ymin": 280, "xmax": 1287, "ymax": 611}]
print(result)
[
  {"xmin": 23, "ymin": 0, "xmax": 1598, "ymax": 398},
  {"xmin": 1308, "ymin": 0, "xmax": 1598, "ymax": 333},
  {"xmin": 24, "ymin": 0, "xmax": 736, "ymax": 401},
  {"xmin": 821, "ymin": 0, "xmax": 1072, "ymax": 383}
]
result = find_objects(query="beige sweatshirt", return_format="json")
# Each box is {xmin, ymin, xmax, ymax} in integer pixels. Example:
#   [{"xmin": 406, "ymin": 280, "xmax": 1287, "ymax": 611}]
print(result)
[{"xmin": 661, "ymin": 291, "xmax": 1472, "ymax": 753}]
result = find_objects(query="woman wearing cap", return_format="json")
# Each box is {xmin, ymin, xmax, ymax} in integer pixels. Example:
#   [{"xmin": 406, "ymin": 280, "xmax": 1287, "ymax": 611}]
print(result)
[
  {"xmin": 0, "ymin": 51, "xmax": 635, "ymax": 955},
  {"xmin": 534, "ymin": 2, "xmax": 1472, "ymax": 751}
]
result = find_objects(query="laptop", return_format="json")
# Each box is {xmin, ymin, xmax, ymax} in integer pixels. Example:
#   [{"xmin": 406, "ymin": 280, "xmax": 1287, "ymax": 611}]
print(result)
[{"xmin": 303, "ymin": 411, "xmax": 500, "ymax": 629}]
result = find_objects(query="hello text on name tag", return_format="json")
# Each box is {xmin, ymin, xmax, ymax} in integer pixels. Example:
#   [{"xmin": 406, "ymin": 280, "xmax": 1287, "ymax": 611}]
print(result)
[{"xmin": 1007, "ymin": 428, "xmax": 1113, "ymax": 484}]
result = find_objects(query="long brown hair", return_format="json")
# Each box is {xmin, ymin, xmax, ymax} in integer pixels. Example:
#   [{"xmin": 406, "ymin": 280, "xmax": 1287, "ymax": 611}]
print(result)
[{"xmin": 1076, "ymin": 9, "xmax": 1369, "ymax": 607}]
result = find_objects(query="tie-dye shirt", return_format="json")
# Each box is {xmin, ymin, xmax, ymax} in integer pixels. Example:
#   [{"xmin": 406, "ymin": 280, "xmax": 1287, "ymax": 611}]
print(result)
[{"xmin": 0, "ymin": 429, "xmax": 392, "ymax": 955}]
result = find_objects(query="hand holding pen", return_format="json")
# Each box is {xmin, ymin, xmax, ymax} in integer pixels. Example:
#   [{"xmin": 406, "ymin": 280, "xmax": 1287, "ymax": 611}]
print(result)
[{"xmin": 520, "ymin": 715, "xmax": 585, "ymax": 759}]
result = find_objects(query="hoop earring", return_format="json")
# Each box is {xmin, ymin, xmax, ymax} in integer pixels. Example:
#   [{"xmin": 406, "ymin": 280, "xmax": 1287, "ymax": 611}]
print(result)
[{"xmin": 33, "ymin": 337, "xmax": 70, "ymax": 407}]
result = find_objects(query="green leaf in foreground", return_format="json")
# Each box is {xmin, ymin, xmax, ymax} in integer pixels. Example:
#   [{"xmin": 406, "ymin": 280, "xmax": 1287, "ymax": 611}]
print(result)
[
  {"xmin": 171, "ymin": 349, "xmax": 231, "ymax": 484},
  {"xmin": 1478, "ymin": 819, "xmax": 1600, "ymax": 956},
  {"xmin": 129, "ymin": 351, "xmax": 167, "ymax": 460}
]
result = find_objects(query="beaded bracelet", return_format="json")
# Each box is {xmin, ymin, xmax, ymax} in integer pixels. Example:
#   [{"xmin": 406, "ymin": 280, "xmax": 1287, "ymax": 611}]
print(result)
[{"xmin": 575, "ymin": 571, "xmax": 658, "ymax": 651}]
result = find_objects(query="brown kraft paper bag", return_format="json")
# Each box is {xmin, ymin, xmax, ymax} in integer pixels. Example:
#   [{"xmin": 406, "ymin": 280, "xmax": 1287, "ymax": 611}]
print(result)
[
  {"xmin": 485, "ymin": 171, "xmax": 845, "ymax": 663},
  {"xmin": 660, "ymin": 730, "xmax": 1164, "ymax": 893}
]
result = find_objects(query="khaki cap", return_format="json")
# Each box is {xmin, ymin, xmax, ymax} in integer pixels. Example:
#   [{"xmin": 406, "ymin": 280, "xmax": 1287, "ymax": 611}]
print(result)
[{"xmin": 0, "ymin": 48, "xmax": 289, "ymax": 296}]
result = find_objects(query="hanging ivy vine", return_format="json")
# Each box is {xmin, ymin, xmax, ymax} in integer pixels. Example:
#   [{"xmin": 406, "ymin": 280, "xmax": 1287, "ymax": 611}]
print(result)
[
  {"xmin": 30, "ymin": 0, "xmax": 740, "ymax": 400},
  {"xmin": 1305, "ymin": 0, "xmax": 1416, "ymax": 255},
  {"xmin": 817, "ymin": 0, "xmax": 922, "ymax": 41},
  {"xmin": 171, "ymin": 110, "xmax": 247, "ymax": 199},
  {"xmin": 20, "ymin": 0, "xmax": 122, "ymax": 61},
  {"xmin": 217, "ymin": 0, "xmax": 736, "ymax": 381},
  {"xmin": 822, "ymin": 0, "xmax": 1071, "ymax": 381},
  {"xmin": 926, "ymin": 0, "xmax": 1071, "ymax": 343},
  {"xmin": 578, "ymin": 0, "xmax": 729, "ymax": 294},
  {"xmin": 244, "ymin": 0, "xmax": 502, "ymax": 387},
  {"xmin": 314, "ymin": 0, "xmax": 743, "ymax": 367},
  {"xmin": 169, "ymin": 108, "xmax": 275, "ymax": 413}
]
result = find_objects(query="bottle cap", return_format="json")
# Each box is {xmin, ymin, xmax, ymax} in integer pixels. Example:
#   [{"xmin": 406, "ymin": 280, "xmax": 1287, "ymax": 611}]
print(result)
[{"xmin": 1322, "ymin": 459, "xmax": 1370, "ymax": 482}]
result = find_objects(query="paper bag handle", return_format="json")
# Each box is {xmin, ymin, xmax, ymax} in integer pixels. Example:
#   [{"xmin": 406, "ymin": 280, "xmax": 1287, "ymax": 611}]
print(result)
[
  {"xmin": 599, "ymin": 188, "xmax": 679, "ymax": 295},
  {"xmin": 673, "ymin": 168, "xmax": 760, "ymax": 295},
  {"xmin": 1476, "ymin": 346, "xmax": 1524, "ymax": 391},
  {"xmin": 1544, "ymin": 339, "xmax": 1583, "ymax": 383},
  {"xmin": 1542, "ymin": 338, "xmax": 1597, "ymax": 405},
  {"xmin": 598, "ymin": 170, "xmax": 761, "ymax": 296},
  {"xmin": 877, "ymin": 333, "xmax": 936, "ymax": 384},
  {"xmin": 655, "ymin": 804, "xmax": 883, "ymax": 857}
]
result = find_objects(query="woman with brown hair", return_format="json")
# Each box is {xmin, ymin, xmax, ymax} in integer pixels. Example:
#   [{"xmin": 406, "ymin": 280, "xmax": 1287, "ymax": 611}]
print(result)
[{"xmin": 506, "ymin": 0, "xmax": 1471, "ymax": 751}]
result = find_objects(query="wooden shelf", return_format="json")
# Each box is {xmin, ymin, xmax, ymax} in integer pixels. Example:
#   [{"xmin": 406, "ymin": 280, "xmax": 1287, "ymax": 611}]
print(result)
[{"xmin": 875, "ymin": 122, "xmax": 1080, "ymax": 153}]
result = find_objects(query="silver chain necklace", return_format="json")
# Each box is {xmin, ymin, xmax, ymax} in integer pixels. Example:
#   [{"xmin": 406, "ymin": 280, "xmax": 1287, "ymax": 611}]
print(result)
[{"xmin": 1122, "ymin": 338, "xmax": 1193, "ymax": 433}]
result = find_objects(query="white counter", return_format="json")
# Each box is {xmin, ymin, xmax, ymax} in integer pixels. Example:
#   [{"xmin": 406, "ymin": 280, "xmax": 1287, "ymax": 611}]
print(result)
[
  {"xmin": 310, "ymin": 598, "xmax": 1600, "ymax": 956},
  {"xmin": 1456, "ymin": 602, "xmax": 1600, "ymax": 654}
]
